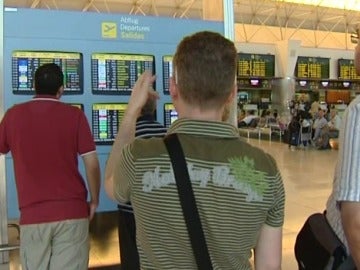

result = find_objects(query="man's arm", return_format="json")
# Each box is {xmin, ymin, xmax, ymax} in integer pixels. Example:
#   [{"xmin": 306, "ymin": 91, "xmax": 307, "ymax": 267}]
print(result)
[
  {"xmin": 82, "ymin": 152, "xmax": 101, "ymax": 220},
  {"xmin": 104, "ymin": 107, "xmax": 138, "ymax": 201},
  {"xmin": 104, "ymin": 71, "xmax": 157, "ymax": 201},
  {"xmin": 341, "ymin": 201, "xmax": 360, "ymax": 268},
  {"xmin": 254, "ymin": 224, "xmax": 282, "ymax": 270}
]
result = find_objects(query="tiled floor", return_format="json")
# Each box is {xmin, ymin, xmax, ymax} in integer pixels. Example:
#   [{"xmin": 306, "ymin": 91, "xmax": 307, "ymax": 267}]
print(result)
[{"xmin": 0, "ymin": 138, "xmax": 338, "ymax": 269}]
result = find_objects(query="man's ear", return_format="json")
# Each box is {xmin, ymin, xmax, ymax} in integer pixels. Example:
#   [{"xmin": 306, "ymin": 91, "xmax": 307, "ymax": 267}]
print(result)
[
  {"xmin": 56, "ymin": 86, "xmax": 64, "ymax": 98},
  {"xmin": 226, "ymin": 84, "xmax": 237, "ymax": 104},
  {"xmin": 169, "ymin": 76, "xmax": 178, "ymax": 100}
]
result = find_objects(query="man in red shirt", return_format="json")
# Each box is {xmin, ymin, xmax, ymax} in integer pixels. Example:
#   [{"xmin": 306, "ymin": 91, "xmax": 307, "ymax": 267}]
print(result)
[{"xmin": 0, "ymin": 63, "xmax": 100, "ymax": 270}]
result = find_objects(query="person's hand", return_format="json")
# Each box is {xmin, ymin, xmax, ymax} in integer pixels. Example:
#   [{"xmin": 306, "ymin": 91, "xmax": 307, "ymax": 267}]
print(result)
[
  {"xmin": 88, "ymin": 200, "xmax": 98, "ymax": 220},
  {"xmin": 127, "ymin": 70, "xmax": 158, "ymax": 117}
]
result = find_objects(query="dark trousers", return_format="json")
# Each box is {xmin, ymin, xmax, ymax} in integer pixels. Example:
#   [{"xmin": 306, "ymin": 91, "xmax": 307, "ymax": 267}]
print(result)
[{"xmin": 118, "ymin": 208, "xmax": 140, "ymax": 270}]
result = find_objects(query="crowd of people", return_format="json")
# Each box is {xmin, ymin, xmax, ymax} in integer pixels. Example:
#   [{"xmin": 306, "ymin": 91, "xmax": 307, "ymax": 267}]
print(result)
[
  {"xmin": 237, "ymin": 98, "xmax": 343, "ymax": 151},
  {"xmin": 287, "ymin": 99, "xmax": 342, "ymax": 150}
]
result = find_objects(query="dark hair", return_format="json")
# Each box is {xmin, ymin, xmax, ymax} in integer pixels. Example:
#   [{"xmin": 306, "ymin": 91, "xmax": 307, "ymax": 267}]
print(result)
[
  {"xmin": 141, "ymin": 97, "xmax": 156, "ymax": 116},
  {"xmin": 34, "ymin": 63, "xmax": 64, "ymax": 95}
]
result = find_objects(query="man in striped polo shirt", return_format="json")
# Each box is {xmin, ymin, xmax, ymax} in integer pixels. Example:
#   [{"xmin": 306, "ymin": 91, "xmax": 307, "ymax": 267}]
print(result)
[
  {"xmin": 326, "ymin": 39, "xmax": 360, "ymax": 268},
  {"xmin": 105, "ymin": 31, "xmax": 285, "ymax": 270},
  {"xmin": 118, "ymin": 97, "xmax": 167, "ymax": 270}
]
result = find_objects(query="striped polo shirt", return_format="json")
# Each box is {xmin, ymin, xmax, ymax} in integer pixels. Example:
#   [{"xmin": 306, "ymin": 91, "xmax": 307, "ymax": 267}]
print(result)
[
  {"xmin": 326, "ymin": 95, "xmax": 360, "ymax": 253},
  {"xmin": 114, "ymin": 119, "xmax": 285, "ymax": 270},
  {"xmin": 135, "ymin": 114, "xmax": 167, "ymax": 139}
]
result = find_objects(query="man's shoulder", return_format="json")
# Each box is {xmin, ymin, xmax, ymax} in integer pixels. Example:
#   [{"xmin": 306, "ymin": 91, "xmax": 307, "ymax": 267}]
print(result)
[
  {"xmin": 3, "ymin": 103, "xmax": 27, "ymax": 117},
  {"xmin": 130, "ymin": 137, "xmax": 166, "ymax": 157}
]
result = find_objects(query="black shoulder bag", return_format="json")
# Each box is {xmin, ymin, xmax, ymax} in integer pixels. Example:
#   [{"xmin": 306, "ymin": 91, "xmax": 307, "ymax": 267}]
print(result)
[
  {"xmin": 294, "ymin": 211, "xmax": 356, "ymax": 270},
  {"xmin": 164, "ymin": 133, "xmax": 213, "ymax": 270}
]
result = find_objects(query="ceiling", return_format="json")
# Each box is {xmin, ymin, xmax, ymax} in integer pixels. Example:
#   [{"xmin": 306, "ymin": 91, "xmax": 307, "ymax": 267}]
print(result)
[{"xmin": 3, "ymin": 0, "xmax": 360, "ymax": 34}]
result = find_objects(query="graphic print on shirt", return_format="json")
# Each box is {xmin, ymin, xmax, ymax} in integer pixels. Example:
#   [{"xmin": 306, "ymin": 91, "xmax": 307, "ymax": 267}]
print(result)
[{"xmin": 142, "ymin": 156, "xmax": 268, "ymax": 202}]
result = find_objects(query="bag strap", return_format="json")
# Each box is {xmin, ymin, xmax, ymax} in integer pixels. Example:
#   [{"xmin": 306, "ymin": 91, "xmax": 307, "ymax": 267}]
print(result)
[
  {"xmin": 323, "ymin": 211, "xmax": 356, "ymax": 270},
  {"xmin": 163, "ymin": 133, "xmax": 213, "ymax": 270}
]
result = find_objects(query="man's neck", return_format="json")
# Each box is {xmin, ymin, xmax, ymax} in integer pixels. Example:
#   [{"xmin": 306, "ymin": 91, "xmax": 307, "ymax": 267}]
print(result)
[{"xmin": 177, "ymin": 105, "xmax": 223, "ymax": 122}]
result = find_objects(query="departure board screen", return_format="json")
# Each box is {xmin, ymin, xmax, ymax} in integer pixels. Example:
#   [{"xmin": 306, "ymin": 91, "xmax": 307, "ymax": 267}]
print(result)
[
  {"xmin": 162, "ymin": 55, "xmax": 173, "ymax": 94},
  {"xmin": 237, "ymin": 53, "xmax": 275, "ymax": 77},
  {"xmin": 92, "ymin": 103, "xmax": 128, "ymax": 145},
  {"xmin": 91, "ymin": 53, "xmax": 155, "ymax": 95},
  {"xmin": 338, "ymin": 59, "xmax": 360, "ymax": 80},
  {"xmin": 295, "ymin": 56, "xmax": 330, "ymax": 79},
  {"xmin": 163, "ymin": 103, "xmax": 178, "ymax": 128},
  {"xmin": 12, "ymin": 51, "xmax": 83, "ymax": 94}
]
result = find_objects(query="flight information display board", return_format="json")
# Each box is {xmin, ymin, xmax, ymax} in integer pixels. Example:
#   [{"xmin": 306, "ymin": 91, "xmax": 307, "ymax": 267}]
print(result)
[
  {"xmin": 338, "ymin": 59, "xmax": 360, "ymax": 80},
  {"xmin": 163, "ymin": 103, "xmax": 178, "ymax": 128},
  {"xmin": 237, "ymin": 53, "xmax": 275, "ymax": 77},
  {"xmin": 295, "ymin": 56, "xmax": 330, "ymax": 79},
  {"xmin": 92, "ymin": 103, "xmax": 128, "ymax": 145},
  {"xmin": 91, "ymin": 53, "xmax": 155, "ymax": 95},
  {"xmin": 12, "ymin": 51, "xmax": 83, "ymax": 94},
  {"xmin": 162, "ymin": 55, "xmax": 173, "ymax": 94}
]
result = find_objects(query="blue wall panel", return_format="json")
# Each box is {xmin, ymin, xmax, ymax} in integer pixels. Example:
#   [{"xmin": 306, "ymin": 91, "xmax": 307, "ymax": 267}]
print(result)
[{"xmin": 3, "ymin": 8, "xmax": 223, "ymax": 219}]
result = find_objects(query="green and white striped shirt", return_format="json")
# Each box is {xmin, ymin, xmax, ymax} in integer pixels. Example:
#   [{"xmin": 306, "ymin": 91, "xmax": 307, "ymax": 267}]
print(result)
[
  {"xmin": 114, "ymin": 119, "xmax": 285, "ymax": 270},
  {"xmin": 326, "ymin": 95, "xmax": 360, "ymax": 253}
]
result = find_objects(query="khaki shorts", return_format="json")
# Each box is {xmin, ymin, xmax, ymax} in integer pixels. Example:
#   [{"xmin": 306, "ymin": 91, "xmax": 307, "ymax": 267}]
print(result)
[{"xmin": 20, "ymin": 218, "xmax": 89, "ymax": 270}]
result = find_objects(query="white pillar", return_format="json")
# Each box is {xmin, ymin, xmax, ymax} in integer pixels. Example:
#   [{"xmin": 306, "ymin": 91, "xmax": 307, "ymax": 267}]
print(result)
[{"xmin": 0, "ymin": 0, "xmax": 9, "ymax": 263}]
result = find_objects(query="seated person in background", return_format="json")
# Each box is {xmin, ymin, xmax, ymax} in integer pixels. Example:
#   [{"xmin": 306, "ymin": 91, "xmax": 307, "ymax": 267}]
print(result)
[
  {"xmin": 268, "ymin": 109, "xmax": 279, "ymax": 124},
  {"xmin": 237, "ymin": 108, "xmax": 246, "ymax": 123},
  {"xmin": 257, "ymin": 109, "xmax": 269, "ymax": 128},
  {"xmin": 312, "ymin": 108, "xmax": 331, "ymax": 149},
  {"xmin": 312, "ymin": 108, "xmax": 328, "ymax": 142},
  {"xmin": 238, "ymin": 109, "xmax": 258, "ymax": 128},
  {"xmin": 327, "ymin": 109, "xmax": 342, "ymax": 138}
]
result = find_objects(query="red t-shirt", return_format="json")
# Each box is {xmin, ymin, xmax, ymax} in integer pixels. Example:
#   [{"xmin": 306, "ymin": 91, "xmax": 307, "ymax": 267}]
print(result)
[{"xmin": 0, "ymin": 96, "xmax": 96, "ymax": 225}]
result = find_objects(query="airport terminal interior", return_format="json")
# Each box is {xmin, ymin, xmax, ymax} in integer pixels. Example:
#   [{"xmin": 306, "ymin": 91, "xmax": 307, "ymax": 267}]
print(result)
[{"xmin": 1, "ymin": 0, "xmax": 360, "ymax": 269}]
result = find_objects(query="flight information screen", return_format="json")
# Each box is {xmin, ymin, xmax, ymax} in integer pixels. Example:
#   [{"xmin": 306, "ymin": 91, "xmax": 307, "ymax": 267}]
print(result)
[
  {"xmin": 338, "ymin": 59, "xmax": 360, "ymax": 80},
  {"xmin": 92, "ymin": 103, "xmax": 128, "ymax": 145},
  {"xmin": 237, "ymin": 53, "xmax": 275, "ymax": 77},
  {"xmin": 12, "ymin": 51, "xmax": 83, "ymax": 94},
  {"xmin": 295, "ymin": 56, "xmax": 330, "ymax": 79},
  {"xmin": 91, "ymin": 53, "xmax": 155, "ymax": 95},
  {"xmin": 162, "ymin": 55, "xmax": 173, "ymax": 94},
  {"xmin": 163, "ymin": 103, "xmax": 178, "ymax": 128}
]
